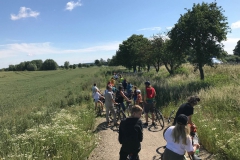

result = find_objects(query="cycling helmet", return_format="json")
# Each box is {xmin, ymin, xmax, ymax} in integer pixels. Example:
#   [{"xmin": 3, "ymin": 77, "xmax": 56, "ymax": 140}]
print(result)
[
  {"xmin": 144, "ymin": 81, "xmax": 150, "ymax": 85},
  {"xmin": 136, "ymin": 90, "xmax": 141, "ymax": 93}
]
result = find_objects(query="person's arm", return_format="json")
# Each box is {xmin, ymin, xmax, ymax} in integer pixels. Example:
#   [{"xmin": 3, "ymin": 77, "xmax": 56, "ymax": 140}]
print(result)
[
  {"xmin": 188, "ymin": 115, "xmax": 193, "ymax": 125},
  {"xmin": 186, "ymin": 136, "xmax": 200, "ymax": 155},
  {"xmin": 120, "ymin": 91, "xmax": 131, "ymax": 102},
  {"xmin": 187, "ymin": 144, "xmax": 200, "ymax": 155}
]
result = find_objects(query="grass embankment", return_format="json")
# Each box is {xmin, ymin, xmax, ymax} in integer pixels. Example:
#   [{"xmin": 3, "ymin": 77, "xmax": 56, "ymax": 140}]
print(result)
[
  {"xmin": 109, "ymin": 64, "xmax": 240, "ymax": 160},
  {"xmin": 0, "ymin": 67, "xmax": 107, "ymax": 159}
]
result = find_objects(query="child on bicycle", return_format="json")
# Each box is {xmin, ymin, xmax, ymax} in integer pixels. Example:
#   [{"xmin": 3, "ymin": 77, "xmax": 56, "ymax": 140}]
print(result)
[
  {"xmin": 93, "ymin": 91, "xmax": 104, "ymax": 111},
  {"xmin": 118, "ymin": 105, "xmax": 143, "ymax": 160}
]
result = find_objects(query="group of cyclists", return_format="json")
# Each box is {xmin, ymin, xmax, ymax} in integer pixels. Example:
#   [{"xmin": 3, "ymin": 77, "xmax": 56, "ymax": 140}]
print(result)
[{"xmin": 91, "ymin": 72, "xmax": 201, "ymax": 160}]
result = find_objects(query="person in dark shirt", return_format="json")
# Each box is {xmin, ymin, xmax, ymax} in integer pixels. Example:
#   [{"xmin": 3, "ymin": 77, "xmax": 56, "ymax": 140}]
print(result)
[
  {"xmin": 118, "ymin": 105, "xmax": 143, "ymax": 160},
  {"xmin": 173, "ymin": 95, "xmax": 200, "ymax": 126}
]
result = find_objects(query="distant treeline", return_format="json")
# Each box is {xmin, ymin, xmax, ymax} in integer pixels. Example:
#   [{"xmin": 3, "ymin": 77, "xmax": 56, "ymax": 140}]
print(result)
[{"xmin": 1, "ymin": 59, "xmax": 96, "ymax": 71}]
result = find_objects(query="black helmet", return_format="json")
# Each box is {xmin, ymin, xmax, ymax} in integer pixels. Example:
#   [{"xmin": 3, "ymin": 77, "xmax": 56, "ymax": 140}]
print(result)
[{"xmin": 144, "ymin": 81, "xmax": 150, "ymax": 85}]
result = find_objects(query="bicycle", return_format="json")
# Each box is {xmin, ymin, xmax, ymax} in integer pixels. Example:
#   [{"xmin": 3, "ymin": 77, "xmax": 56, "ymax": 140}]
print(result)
[
  {"xmin": 109, "ymin": 103, "xmax": 126, "ymax": 122},
  {"xmin": 125, "ymin": 101, "xmax": 133, "ymax": 117},
  {"xmin": 145, "ymin": 103, "xmax": 165, "ymax": 129},
  {"xmin": 153, "ymin": 106, "xmax": 165, "ymax": 129},
  {"xmin": 167, "ymin": 110, "xmax": 175, "ymax": 124},
  {"xmin": 96, "ymin": 97, "xmax": 105, "ymax": 116}
]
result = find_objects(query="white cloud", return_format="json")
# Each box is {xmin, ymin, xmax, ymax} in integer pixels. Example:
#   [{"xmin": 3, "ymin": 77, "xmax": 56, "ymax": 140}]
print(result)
[
  {"xmin": 11, "ymin": 7, "xmax": 40, "ymax": 20},
  {"xmin": 65, "ymin": 0, "xmax": 82, "ymax": 11},
  {"xmin": 0, "ymin": 42, "xmax": 120, "ymax": 58},
  {"xmin": 223, "ymin": 37, "xmax": 240, "ymax": 54},
  {"xmin": 231, "ymin": 21, "xmax": 240, "ymax": 29},
  {"xmin": 138, "ymin": 27, "xmax": 161, "ymax": 31},
  {"xmin": 166, "ymin": 26, "xmax": 173, "ymax": 30}
]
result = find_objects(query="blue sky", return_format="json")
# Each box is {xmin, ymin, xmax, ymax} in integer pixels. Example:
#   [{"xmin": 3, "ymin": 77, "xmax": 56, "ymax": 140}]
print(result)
[{"xmin": 0, "ymin": 0, "xmax": 240, "ymax": 68}]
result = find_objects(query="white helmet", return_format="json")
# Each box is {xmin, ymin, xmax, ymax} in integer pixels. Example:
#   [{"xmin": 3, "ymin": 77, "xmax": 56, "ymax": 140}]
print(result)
[{"xmin": 136, "ymin": 90, "xmax": 141, "ymax": 93}]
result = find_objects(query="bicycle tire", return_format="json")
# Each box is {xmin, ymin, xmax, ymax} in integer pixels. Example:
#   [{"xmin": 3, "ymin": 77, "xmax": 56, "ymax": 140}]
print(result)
[
  {"xmin": 126, "ymin": 104, "xmax": 133, "ymax": 117},
  {"xmin": 167, "ymin": 110, "xmax": 175, "ymax": 124},
  {"xmin": 155, "ymin": 110, "xmax": 164, "ymax": 129},
  {"xmin": 119, "ymin": 110, "xmax": 126, "ymax": 121}
]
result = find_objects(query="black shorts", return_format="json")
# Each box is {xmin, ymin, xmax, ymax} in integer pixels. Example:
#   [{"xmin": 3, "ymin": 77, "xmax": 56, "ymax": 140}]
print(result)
[{"xmin": 144, "ymin": 102, "xmax": 154, "ymax": 113}]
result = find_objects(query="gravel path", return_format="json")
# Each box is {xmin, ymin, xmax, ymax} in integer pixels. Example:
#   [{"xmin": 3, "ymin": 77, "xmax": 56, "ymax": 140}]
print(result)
[{"xmin": 88, "ymin": 116, "xmax": 215, "ymax": 160}]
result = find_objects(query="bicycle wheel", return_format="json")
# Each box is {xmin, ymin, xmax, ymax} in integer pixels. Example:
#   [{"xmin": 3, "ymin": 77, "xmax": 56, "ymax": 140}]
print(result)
[
  {"xmin": 126, "ymin": 104, "xmax": 133, "ymax": 117},
  {"xmin": 155, "ymin": 110, "xmax": 164, "ymax": 129},
  {"xmin": 119, "ymin": 110, "xmax": 126, "ymax": 121},
  {"xmin": 167, "ymin": 110, "xmax": 175, "ymax": 124}
]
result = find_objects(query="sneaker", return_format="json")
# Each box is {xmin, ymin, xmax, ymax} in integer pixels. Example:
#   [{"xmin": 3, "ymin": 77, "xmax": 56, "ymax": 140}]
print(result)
[
  {"xmin": 143, "ymin": 122, "xmax": 148, "ymax": 126},
  {"xmin": 152, "ymin": 122, "xmax": 156, "ymax": 126},
  {"xmin": 192, "ymin": 155, "xmax": 202, "ymax": 160}
]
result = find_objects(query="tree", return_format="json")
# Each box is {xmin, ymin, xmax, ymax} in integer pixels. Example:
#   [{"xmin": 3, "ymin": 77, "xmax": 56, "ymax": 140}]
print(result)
[
  {"xmin": 78, "ymin": 63, "xmax": 82, "ymax": 68},
  {"xmin": 150, "ymin": 34, "xmax": 164, "ymax": 72},
  {"xmin": 160, "ymin": 39, "xmax": 186, "ymax": 74},
  {"xmin": 27, "ymin": 63, "xmax": 37, "ymax": 71},
  {"xmin": 42, "ymin": 59, "xmax": 58, "ymax": 70},
  {"xmin": 94, "ymin": 59, "xmax": 100, "ymax": 66},
  {"xmin": 31, "ymin": 60, "xmax": 43, "ymax": 70},
  {"xmin": 8, "ymin": 65, "xmax": 15, "ymax": 71},
  {"xmin": 16, "ymin": 62, "xmax": 25, "ymax": 71},
  {"xmin": 116, "ymin": 34, "xmax": 150, "ymax": 71},
  {"xmin": 168, "ymin": 2, "xmax": 230, "ymax": 80},
  {"xmin": 73, "ymin": 64, "xmax": 77, "ymax": 69},
  {"xmin": 233, "ymin": 40, "xmax": 240, "ymax": 56},
  {"xmin": 64, "ymin": 61, "xmax": 70, "ymax": 69}
]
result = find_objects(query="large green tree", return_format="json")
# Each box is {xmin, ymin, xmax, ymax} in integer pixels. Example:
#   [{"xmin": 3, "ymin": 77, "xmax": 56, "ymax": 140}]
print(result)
[
  {"xmin": 116, "ymin": 34, "xmax": 150, "ymax": 71},
  {"xmin": 168, "ymin": 2, "xmax": 230, "ymax": 80},
  {"xmin": 233, "ymin": 40, "xmax": 240, "ymax": 56},
  {"xmin": 42, "ymin": 59, "xmax": 58, "ymax": 70},
  {"xmin": 162, "ymin": 39, "xmax": 186, "ymax": 74},
  {"xmin": 64, "ymin": 61, "xmax": 70, "ymax": 69},
  {"xmin": 150, "ymin": 34, "xmax": 164, "ymax": 72}
]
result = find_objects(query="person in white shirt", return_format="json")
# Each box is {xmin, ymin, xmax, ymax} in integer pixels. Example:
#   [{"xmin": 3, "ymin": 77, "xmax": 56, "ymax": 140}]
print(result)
[
  {"xmin": 162, "ymin": 114, "xmax": 200, "ymax": 160},
  {"xmin": 92, "ymin": 83, "xmax": 100, "ymax": 99},
  {"xmin": 94, "ymin": 91, "xmax": 104, "ymax": 111}
]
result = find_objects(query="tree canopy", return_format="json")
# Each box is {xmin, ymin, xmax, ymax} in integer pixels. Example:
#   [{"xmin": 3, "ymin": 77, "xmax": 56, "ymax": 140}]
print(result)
[{"xmin": 42, "ymin": 59, "xmax": 58, "ymax": 70}]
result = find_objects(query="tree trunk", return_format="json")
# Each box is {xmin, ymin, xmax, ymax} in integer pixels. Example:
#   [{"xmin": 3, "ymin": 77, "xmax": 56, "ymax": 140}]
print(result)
[
  {"xmin": 138, "ymin": 66, "xmax": 140, "ymax": 72},
  {"xmin": 147, "ymin": 65, "xmax": 150, "ymax": 72},
  {"xmin": 164, "ymin": 63, "xmax": 172, "ymax": 75},
  {"xmin": 199, "ymin": 64, "xmax": 204, "ymax": 80}
]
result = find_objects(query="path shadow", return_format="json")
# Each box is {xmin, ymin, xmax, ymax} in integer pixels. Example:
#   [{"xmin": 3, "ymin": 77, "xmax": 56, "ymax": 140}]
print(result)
[{"xmin": 93, "ymin": 121, "xmax": 109, "ymax": 133}]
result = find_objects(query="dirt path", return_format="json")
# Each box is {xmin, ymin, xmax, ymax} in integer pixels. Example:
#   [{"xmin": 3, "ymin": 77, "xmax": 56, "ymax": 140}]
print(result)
[{"xmin": 88, "ymin": 116, "xmax": 215, "ymax": 160}]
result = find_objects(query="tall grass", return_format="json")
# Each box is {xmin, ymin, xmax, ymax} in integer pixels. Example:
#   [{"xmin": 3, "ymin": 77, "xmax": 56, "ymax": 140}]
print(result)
[{"xmin": 107, "ymin": 64, "xmax": 240, "ymax": 160}]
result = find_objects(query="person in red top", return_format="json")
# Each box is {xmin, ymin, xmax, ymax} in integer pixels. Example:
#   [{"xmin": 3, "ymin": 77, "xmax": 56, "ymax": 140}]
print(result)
[{"xmin": 143, "ymin": 81, "xmax": 156, "ymax": 126}]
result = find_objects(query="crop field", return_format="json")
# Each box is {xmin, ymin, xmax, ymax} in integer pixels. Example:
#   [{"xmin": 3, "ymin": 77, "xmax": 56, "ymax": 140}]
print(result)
[
  {"xmin": 1, "ymin": 64, "xmax": 240, "ymax": 160},
  {"xmin": 0, "ymin": 67, "xmax": 108, "ymax": 159}
]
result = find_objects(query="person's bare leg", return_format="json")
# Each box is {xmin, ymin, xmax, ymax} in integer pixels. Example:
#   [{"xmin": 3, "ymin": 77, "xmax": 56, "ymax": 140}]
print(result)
[
  {"xmin": 95, "ymin": 102, "xmax": 97, "ymax": 110},
  {"xmin": 151, "ymin": 113, "xmax": 155, "ymax": 123}
]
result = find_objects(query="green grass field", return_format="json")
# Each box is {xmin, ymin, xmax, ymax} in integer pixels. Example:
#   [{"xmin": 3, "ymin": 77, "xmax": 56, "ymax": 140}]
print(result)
[
  {"xmin": 1, "ymin": 64, "xmax": 240, "ymax": 159},
  {"xmin": 0, "ymin": 67, "xmax": 108, "ymax": 159}
]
